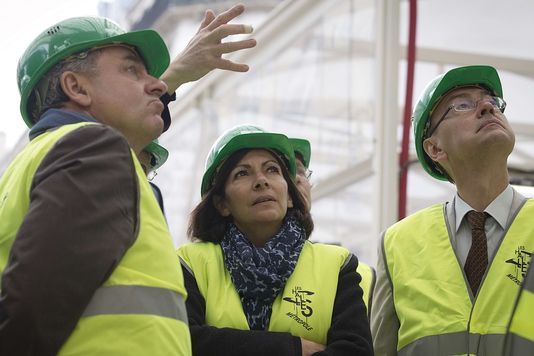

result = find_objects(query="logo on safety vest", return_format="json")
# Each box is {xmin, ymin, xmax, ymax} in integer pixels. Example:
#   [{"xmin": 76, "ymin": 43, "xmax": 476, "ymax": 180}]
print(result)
[
  {"xmin": 505, "ymin": 246, "xmax": 532, "ymax": 286},
  {"xmin": 283, "ymin": 286, "xmax": 314, "ymax": 331}
]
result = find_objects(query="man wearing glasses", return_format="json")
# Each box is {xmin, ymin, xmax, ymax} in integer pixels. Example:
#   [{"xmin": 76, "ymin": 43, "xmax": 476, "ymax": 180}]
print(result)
[{"xmin": 371, "ymin": 65, "xmax": 534, "ymax": 355}]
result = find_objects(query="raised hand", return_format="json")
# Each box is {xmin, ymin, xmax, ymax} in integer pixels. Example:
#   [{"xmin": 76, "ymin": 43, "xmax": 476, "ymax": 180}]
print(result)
[{"xmin": 160, "ymin": 3, "xmax": 257, "ymax": 93}]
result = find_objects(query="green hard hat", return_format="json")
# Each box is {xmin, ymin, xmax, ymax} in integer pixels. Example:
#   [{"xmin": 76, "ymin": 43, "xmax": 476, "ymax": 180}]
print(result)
[
  {"xmin": 200, "ymin": 124, "xmax": 296, "ymax": 197},
  {"xmin": 289, "ymin": 138, "xmax": 311, "ymax": 168},
  {"xmin": 144, "ymin": 140, "xmax": 169, "ymax": 172},
  {"xmin": 412, "ymin": 65, "xmax": 503, "ymax": 180},
  {"xmin": 17, "ymin": 16, "xmax": 170, "ymax": 127}
]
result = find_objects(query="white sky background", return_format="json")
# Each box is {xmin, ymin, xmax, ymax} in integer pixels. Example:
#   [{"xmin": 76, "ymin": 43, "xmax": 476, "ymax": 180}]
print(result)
[{"xmin": 0, "ymin": 0, "xmax": 101, "ymax": 150}]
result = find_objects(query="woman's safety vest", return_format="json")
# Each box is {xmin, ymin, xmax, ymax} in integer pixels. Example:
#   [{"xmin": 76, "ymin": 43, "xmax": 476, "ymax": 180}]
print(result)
[
  {"xmin": 0, "ymin": 123, "xmax": 191, "ymax": 355},
  {"xmin": 383, "ymin": 201, "xmax": 534, "ymax": 356},
  {"xmin": 357, "ymin": 262, "xmax": 376, "ymax": 315},
  {"xmin": 178, "ymin": 240, "xmax": 349, "ymax": 344},
  {"xmin": 504, "ymin": 262, "xmax": 534, "ymax": 355}
]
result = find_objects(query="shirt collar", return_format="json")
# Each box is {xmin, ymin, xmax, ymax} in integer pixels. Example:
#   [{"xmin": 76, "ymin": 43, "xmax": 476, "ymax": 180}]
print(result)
[
  {"xmin": 454, "ymin": 184, "xmax": 513, "ymax": 232},
  {"xmin": 29, "ymin": 108, "xmax": 97, "ymax": 141}
]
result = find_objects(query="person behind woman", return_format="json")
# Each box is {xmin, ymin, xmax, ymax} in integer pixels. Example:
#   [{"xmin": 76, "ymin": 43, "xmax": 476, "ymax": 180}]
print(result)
[
  {"xmin": 289, "ymin": 137, "xmax": 376, "ymax": 317},
  {"xmin": 178, "ymin": 125, "xmax": 373, "ymax": 356},
  {"xmin": 138, "ymin": 140, "xmax": 168, "ymax": 213}
]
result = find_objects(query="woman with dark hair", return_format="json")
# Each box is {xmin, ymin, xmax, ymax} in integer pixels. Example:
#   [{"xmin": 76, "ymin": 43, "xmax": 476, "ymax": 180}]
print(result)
[{"xmin": 178, "ymin": 125, "xmax": 373, "ymax": 356}]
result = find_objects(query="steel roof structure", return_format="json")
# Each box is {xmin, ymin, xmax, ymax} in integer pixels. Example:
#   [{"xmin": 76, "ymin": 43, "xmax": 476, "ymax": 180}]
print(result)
[{"xmin": 2, "ymin": 0, "xmax": 533, "ymax": 266}]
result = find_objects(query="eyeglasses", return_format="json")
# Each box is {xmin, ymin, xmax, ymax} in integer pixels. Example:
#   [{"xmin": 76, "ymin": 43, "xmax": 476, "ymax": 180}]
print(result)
[
  {"xmin": 297, "ymin": 168, "xmax": 313, "ymax": 180},
  {"xmin": 425, "ymin": 95, "xmax": 506, "ymax": 138},
  {"xmin": 147, "ymin": 170, "xmax": 158, "ymax": 182}
]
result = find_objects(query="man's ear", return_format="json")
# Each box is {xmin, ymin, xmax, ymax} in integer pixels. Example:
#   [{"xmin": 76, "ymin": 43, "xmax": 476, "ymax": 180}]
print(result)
[
  {"xmin": 213, "ymin": 195, "xmax": 231, "ymax": 217},
  {"xmin": 60, "ymin": 71, "xmax": 91, "ymax": 107},
  {"xmin": 423, "ymin": 136, "xmax": 447, "ymax": 163}
]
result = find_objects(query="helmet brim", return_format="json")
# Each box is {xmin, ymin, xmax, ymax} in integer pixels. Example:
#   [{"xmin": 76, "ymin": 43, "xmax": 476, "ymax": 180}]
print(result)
[{"xmin": 144, "ymin": 140, "xmax": 169, "ymax": 171}]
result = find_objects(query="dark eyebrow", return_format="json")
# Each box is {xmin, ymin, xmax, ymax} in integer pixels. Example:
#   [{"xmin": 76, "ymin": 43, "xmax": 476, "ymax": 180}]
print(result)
[
  {"xmin": 233, "ymin": 159, "xmax": 280, "ymax": 171},
  {"xmin": 443, "ymin": 92, "xmax": 474, "ymax": 106},
  {"xmin": 445, "ymin": 88, "xmax": 492, "ymax": 105},
  {"xmin": 124, "ymin": 53, "xmax": 144, "ymax": 64},
  {"xmin": 233, "ymin": 163, "xmax": 250, "ymax": 170},
  {"xmin": 263, "ymin": 159, "xmax": 281, "ymax": 168}
]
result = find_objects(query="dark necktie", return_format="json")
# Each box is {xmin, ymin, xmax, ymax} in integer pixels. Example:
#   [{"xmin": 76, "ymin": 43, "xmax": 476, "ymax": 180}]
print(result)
[{"xmin": 464, "ymin": 210, "xmax": 488, "ymax": 296}]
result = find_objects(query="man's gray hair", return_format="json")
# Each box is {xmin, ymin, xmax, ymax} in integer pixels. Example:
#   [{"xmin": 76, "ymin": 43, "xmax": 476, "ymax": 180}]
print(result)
[{"xmin": 29, "ymin": 49, "xmax": 100, "ymax": 123}]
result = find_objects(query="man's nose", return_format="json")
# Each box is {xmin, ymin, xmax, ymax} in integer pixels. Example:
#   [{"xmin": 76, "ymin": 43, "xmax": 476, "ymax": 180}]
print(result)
[
  {"xmin": 477, "ymin": 99, "xmax": 496, "ymax": 117},
  {"xmin": 147, "ymin": 75, "xmax": 168, "ymax": 97}
]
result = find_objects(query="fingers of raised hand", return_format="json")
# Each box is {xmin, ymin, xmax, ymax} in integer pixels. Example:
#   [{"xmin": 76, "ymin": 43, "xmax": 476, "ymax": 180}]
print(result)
[
  {"xmin": 198, "ymin": 9, "xmax": 216, "ymax": 31},
  {"xmin": 211, "ymin": 57, "xmax": 250, "ymax": 72},
  {"xmin": 206, "ymin": 3, "xmax": 246, "ymax": 31},
  {"xmin": 215, "ymin": 39, "xmax": 256, "ymax": 55},
  {"xmin": 207, "ymin": 24, "xmax": 253, "ymax": 42},
  {"xmin": 210, "ymin": 24, "xmax": 253, "ymax": 41}
]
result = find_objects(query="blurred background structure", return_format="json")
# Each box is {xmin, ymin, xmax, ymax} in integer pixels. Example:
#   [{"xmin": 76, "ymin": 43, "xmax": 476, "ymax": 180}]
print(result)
[{"xmin": 2, "ymin": 0, "xmax": 534, "ymax": 267}]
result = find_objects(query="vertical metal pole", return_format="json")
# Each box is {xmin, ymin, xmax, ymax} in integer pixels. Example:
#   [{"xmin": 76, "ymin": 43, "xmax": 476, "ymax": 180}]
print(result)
[
  {"xmin": 373, "ymin": 0, "xmax": 400, "ymax": 241},
  {"xmin": 398, "ymin": 0, "xmax": 417, "ymax": 220}
]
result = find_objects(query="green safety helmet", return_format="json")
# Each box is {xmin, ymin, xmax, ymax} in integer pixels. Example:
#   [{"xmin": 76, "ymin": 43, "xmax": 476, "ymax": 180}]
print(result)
[
  {"xmin": 412, "ymin": 65, "xmax": 503, "ymax": 180},
  {"xmin": 144, "ymin": 140, "xmax": 169, "ymax": 172},
  {"xmin": 200, "ymin": 124, "xmax": 296, "ymax": 197},
  {"xmin": 289, "ymin": 138, "xmax": 311, "ymax": 168},
  {"xmin": 17, "ymin": 16, "xmax": 170, "ymax": 127}
]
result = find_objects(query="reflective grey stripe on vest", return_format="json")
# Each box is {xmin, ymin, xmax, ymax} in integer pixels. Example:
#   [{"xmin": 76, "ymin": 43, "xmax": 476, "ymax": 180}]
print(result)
[
  {"xmin": 524, "ymin": 271, "xmax": 534, "ymax": 291},
  {"xmin": 82, "ymin": 285, "xmax": 188, "ymax": 324},
  {"xmin": 398, "ymin": 332, "xmax": 506, "ymax": 356},
  {"xmin": 503, "ymin": 269, "xmax": 534, "ymax": 355},
  {"xmin": 504, "ymin": 333, "xmax": 534, "ymax": 356}
]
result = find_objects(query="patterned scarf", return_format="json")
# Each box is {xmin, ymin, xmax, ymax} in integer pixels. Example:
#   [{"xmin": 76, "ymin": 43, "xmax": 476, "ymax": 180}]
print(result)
[{"xmin": 221, "ymin": 214, "xmax": 305, "ymax": 330}]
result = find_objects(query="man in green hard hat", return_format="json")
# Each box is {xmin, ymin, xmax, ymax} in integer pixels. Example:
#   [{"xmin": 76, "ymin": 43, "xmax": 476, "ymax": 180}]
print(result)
[
  {"xmin": 371, "ymin": 65, "xmax": 533, "ymax": 355},
  {"xmin": 0, "ymin": 4, "xmax": 255, "ymax": 354}
]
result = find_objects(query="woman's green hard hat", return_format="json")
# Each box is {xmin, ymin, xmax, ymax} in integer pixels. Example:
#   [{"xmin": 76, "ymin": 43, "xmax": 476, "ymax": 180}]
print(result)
[
  {"xmin": 201, "ymin": 125, "xmax": 296, "ymax": 197},
  {"xmin": 412, "ymin": 65, "xmax": 503, "ymax": 181},
  {"xmin": 17, "ymin": 16, "xmax": 170, "ymax": 127}
]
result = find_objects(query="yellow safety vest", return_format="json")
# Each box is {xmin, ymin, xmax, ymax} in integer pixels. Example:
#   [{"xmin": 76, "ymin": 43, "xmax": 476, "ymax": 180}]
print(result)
[
  {"xmin": 178, "ymin": 240, "xmax": 349, "ymax": 345},
  {"xmin": 504, "ymin": 262, "xmax": 534, "ymax": 355},
  {"xmin": 0, "ymin": 123, "xmax": 191, "ymax": 355},
  {"xmin": 357, "ymin": 262, "xmax": 376, "ymax": 315},
  {"xmin": 383, "ymin": 201, "xmax": 534, "ymax": 356}
]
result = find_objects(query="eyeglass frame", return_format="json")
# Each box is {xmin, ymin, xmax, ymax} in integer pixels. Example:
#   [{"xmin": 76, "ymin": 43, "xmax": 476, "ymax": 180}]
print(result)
[
  {"xmin": 296, "ymin": 166, "xmax": 313, "ymax": 180},
  {"xmin": 424, "ymin": 95, "xmax": 507, "ymax": 139}
]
